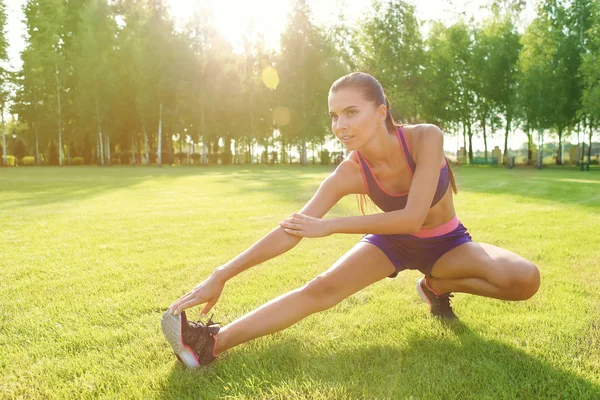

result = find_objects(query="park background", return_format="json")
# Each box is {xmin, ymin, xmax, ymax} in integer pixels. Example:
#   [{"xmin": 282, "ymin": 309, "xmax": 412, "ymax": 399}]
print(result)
[
  {"xmin": 1, "ymin": 0, "xmax": 600, "ymax": 399},
  {"xmin": 0, "ymin": 0, "xmax": 599, "ymax": 167}
]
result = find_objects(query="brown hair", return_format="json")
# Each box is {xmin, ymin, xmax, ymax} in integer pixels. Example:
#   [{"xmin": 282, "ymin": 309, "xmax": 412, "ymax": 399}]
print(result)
[{"xmin": 329, "ymin": 72, "xmax": 457, "ymax": 215}]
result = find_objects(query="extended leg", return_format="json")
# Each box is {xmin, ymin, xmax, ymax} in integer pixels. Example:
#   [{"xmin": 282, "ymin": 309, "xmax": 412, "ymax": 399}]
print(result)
[{"xmin": 214, "ymin": 242, "xmax": 396, "ymax": 354}]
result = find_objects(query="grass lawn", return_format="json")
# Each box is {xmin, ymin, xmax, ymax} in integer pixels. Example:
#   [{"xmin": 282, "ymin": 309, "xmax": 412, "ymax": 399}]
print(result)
[{"xmin": 1, "ymin": 165, "xmax": 599, "ymax": 399}]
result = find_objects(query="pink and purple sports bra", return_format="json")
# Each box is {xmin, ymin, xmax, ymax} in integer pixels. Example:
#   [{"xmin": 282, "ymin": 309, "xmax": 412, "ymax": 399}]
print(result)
[{"xmin": 355, "ymin": 126, "xmax": 450, "ymax": 213}]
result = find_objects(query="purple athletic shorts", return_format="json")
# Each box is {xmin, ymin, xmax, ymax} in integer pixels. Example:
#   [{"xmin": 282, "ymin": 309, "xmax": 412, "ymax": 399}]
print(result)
[{"xmin": 360, "ymin": 216, "xmax": 472, "ymax": 278}]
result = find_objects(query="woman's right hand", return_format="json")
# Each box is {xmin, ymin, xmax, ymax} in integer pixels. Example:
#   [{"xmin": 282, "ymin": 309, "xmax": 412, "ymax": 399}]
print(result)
[{"xmin": 168, "ymin": 273, "xmax": 225, "ymax": 316}]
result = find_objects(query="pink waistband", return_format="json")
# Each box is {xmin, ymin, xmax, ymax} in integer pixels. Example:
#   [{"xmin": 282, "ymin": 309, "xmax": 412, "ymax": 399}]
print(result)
[{"xmin": 411, "ymin": 215, "xmax": 459, "ymax": 238}]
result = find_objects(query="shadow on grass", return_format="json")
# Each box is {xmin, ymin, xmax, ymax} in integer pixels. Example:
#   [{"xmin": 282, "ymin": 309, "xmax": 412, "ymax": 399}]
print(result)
[
  {"xmin": 451, "ymin": 166, "xmax": 600, "ymax": 210},
  {"xmin": 0, "ymin": 165, "xmax": 333, "ymax": 210},
  {"xmin": 160, "ymin": 319, "xmax": 600, "ymax": 399}
]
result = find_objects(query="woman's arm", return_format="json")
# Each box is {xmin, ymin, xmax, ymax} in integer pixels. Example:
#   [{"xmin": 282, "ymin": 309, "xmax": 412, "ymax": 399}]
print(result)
[
  {"xmin": 329, "ymin": 125, "xmax": 445, "ymax": 235},
  {"xmin": 211, "ymin": 160, "xmax": 360, "ymax": 283},
  {"xmin": 280, "ymin": 126, "xmax": 445, "ymax": 237}
]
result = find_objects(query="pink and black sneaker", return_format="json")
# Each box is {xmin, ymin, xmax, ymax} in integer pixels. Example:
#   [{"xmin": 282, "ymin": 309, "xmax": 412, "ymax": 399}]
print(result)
[
  {"xmin": 161, "ymin": 310, "xmax": 221, "ymax": 368},
  {"xmin": 416, "ymin": 276, "xmax": 457, "ymax": 320}
]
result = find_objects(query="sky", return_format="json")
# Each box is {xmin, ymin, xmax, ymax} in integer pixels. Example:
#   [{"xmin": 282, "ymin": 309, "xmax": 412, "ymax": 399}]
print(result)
[{"xmin": 4, "ymin": 0, "xmax": 546, "ymax": 152}]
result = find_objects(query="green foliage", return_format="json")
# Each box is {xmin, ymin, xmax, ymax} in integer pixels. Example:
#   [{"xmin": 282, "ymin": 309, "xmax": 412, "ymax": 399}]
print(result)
[
  {"xmin": 1, "ymin": 154, "xmax": 15, "ymax": 166},
  {"xmin": 21, "ymin": 156, "xmax": 35, "ymax": 165},
  {"xmin": 7, "ymin": 0, "xmax": 600, "ymax": 167},
  {"xmin": 320, "ymin": 149, "xmax": 331, "ymax": 165}
]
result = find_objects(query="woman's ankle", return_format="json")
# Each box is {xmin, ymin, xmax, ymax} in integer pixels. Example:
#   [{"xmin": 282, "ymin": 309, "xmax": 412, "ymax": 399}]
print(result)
[
  {"xmin": 427, "ymin": 276, "xmax": 449, "ymax": 296},
  {"xmin": 214, "ymin": 328, "xmax": 227, "ymax": 356}
]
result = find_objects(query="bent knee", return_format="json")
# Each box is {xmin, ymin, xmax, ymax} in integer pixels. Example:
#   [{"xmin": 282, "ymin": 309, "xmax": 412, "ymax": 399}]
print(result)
[{"xmin": 511, "ymin": 261, "xmax": 540, "ymax": 300}]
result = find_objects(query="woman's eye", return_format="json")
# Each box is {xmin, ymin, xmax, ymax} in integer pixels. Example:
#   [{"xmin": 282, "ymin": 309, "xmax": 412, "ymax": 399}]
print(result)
[
  {"xmin": 330, "ymin": 115, "xmax": 338, "ymax": 121},
  {"xmin": 347, "ymin": 110, "xmax": 356, "ymax": 116}
]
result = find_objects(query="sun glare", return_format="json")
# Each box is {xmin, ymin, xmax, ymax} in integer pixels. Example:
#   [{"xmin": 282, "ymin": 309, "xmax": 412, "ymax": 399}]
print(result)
[{"xmin": 167, "ymin": 0, "xmax": 291, "ymax": 53}]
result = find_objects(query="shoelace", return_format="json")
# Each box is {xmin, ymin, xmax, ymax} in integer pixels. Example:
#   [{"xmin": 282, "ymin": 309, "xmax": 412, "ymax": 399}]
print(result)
[{"xmin": 188, "ymin": 314, "xmax": 220, "ymax": 332}]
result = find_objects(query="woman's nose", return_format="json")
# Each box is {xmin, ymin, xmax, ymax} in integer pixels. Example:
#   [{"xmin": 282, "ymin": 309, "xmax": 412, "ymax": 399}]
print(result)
[{"xmin": 334, "ymin": 117, "xmax": 348, "ymax": 130}]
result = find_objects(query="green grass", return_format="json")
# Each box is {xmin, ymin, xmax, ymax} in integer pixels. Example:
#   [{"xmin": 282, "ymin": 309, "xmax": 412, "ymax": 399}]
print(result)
[{"xmin": 1, "ymin": 165, "xmax": 599, "ymax": 399}]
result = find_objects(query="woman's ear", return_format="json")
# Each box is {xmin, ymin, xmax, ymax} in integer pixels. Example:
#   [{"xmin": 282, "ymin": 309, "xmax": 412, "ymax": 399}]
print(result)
[{"xmin": 376, "ymin": 103, "xmax": 387, "ymax": 122}]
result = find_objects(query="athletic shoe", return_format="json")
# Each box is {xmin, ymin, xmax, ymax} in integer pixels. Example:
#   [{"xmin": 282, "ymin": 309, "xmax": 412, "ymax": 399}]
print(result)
[
  {"xmin": 416, "ymin": 276, "xmax": 457, "ymax": 320},
  {"xmin": 161, "ymin": 310, "xmax": 221, "ymax": 368}
]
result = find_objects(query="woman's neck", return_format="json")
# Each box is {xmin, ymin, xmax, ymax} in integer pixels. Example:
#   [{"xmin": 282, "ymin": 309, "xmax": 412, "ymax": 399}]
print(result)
[{"xmin": 358, "ymin": 125, "xmax": 399, "ymax": 169}]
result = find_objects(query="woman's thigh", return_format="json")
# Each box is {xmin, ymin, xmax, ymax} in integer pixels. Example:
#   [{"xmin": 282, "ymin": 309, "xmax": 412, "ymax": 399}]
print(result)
[
  {"xmin": 430, "ymin": 241, "xmax": 540, "ymax": 291},
  {"xmin": 302, "ymin": 241, "xmax": 396, "ymax": 306}
]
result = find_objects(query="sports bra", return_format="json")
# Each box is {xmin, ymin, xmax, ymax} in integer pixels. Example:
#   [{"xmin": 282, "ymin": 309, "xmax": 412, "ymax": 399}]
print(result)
[{"xmin": 355, "ymin": 126, "xmax": 450, "ymax": 213}]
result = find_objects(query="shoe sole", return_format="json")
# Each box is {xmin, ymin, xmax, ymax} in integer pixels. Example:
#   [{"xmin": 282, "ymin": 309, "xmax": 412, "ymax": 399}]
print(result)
[
  {"xmin": 161, "ymin": 311, "xmax": 201, "ymax": 368},
  {"xmin": 416, "ymin": 278, "xmax": 433, "ymax": 311}
]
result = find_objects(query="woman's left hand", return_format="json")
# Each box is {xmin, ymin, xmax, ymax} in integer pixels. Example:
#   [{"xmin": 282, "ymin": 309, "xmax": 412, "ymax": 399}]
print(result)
[{"xmin": 279, "ymin": 213, "xmax": 333, "ymax": 238}]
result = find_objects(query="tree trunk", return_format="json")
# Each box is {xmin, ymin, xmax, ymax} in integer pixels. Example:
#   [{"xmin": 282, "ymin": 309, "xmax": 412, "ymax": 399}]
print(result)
[
  {"xmin": 587, "ymin": 123, "xmax": 593, "ymax": 171},
  {"xmin": 526, "ymin": 128, "xmax": 532, "ymax": 164},
  {"xmin": 106, "ymin": 134, "xmax": 111, "ymax": 166},
  {"xmin": 1, "ymin": 107, "xmax": 6, "ymax": 166},
  {"xmin": 504, "ymin": 113, "xmax": 511, "ymax": 164},
  {"xmin": 142, "ymin": 118, "xmax": 149, "ymax": 165},
  {"xmin": 131, "ymin": 134, "xmax": 136, "ymax": 165},
  {"xmin": 467, "ymin": 120, "xmax": 473, "ymax": 163},
  {"xmin": 67, "ymin": 141, "xmax": 71, "ymax": 165},
  {"xmin": 55, "ymin": 62, "xmax": 63, "ymax": 166},
  {"xmin": 200, "ymin": 109, "xmax": 207, "ymax": 165},
  {"xmin": 537, "ymin": 128, "xmax": 543, "ymax": 169},
  {"xmin": 98, "ymin": 126, "xmax": 104, "ymax": 166},
  {"xmin": 580, "ymin": 119, "xmax": 585, "ymax": 170},
  {"xmin": 462, "ymin": 122, "xmax": 467, "ymax": 163},
  {"xmin": 483, "ymin": 118, "xmax": 488, "ymax": 161},
  {"xmin": 35, "ymin": 126, "xmax": 40, "ymax": 165},
  {"xmin": 556, "ymin": 126, "xmax": 563, "ymax": 165},
  {"xmin": 250, "ymin": 110, "xmax": 254, "ymax": 164},
  {"xmin": 157, "ymin": 101, "xmax": 163, "ymax": 166}
]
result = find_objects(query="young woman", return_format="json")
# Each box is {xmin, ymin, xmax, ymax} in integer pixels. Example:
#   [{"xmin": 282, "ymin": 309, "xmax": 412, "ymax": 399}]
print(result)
[{"xmin": 161, "ymin": 72, "xmax": 540, "ymax": 368}]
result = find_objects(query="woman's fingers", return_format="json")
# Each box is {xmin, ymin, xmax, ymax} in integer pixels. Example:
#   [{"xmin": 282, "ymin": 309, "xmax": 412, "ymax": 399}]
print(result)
[
  {"xmin": 201, "ymin": 298, "xmax": 218, "ymax": 316},
  {"xmin": 169, "ymin": 292, "xmax": 203, "ymax": 315},
  {"xmin": 280, "ymin": 221, "xmax": 302, "ymax": 229},
  {"xmin": 282, "ymin": 228, "xmax": 303, "ymax": 237},
  {"xmin": 168, "ymin": 292, "xmax": 193, "ymax": 311},
  {"xmin": 172, "ymin": 297, "xmax": 202, "ymax": 316}
]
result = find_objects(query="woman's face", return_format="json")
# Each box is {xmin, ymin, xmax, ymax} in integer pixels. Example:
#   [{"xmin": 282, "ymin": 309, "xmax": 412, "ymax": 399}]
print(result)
[{"xmin": 328, "ymin": 87, "xmax": 386, "ymax": 150}]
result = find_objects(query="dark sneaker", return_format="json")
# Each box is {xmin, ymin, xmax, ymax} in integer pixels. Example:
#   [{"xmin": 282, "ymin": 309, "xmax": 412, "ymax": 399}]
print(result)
[
  {"xmin": 161, "ymin": 310, "xmax": 221, "ymax": 368},
  {"xmin": 416, "ymin": 276, "xmax": 457, "ymax": 320}
]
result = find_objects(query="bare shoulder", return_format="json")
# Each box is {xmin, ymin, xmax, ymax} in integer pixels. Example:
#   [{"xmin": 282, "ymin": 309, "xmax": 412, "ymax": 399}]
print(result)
[
  {"xmin": 401, "ymin": 124, "xmax": 444, "ymax": 162},
  {"xmin": 323, "ymin": 152, "xmax": 366, "ymax": 195}
]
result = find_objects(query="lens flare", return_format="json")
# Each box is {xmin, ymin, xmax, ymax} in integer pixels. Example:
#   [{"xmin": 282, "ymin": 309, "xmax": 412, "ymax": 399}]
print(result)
[{"xmin": 262, "ymin": 66, "xmax": 279, "ymax": 89}]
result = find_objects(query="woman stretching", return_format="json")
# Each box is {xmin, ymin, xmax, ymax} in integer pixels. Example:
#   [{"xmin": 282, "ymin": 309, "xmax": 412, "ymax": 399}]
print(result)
[{"xmin": 161, "ymin": 72, "xmax": 541, "ymax": 368}]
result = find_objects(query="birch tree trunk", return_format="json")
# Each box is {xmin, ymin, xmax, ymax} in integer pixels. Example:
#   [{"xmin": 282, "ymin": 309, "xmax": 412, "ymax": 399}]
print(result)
[
  {"xmin": 157, "ymin": 101, "xmax": 163, "ymax": 166},
  {"xmin": 35, "ymin": 125, "xmax": 40, "ymax": 165},
  {"xmin": 1, "ymin": 108, "xmax": 6, "ymax": 167},
  {"xmin": 200, "ymin": 108, "xmax": 207, "ymax": 165},
  {"xmin": 55, "ymin": 62, "xmax": 63, "ymax": 166},
  {"xmin": 482, "ymin": 118, "xmax": 488, "ymax": 161},
  {"xmin": 106, "ymin": 134, "xmax": 111, "ymax": 165},
  {"xmin": 98, "ymin": 125, "xmax": 104, "ymax": 166},
  {"xmin": 503, "ymin": 114, "xmax": 512, "ymax": 165},
  {"xmin": 142, "ymin": 119, "xmax": 149, "ymax": 165}
]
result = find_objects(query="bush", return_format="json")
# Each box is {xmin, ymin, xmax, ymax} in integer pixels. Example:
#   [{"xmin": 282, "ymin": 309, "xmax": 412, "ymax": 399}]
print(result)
[
  {"xmin": 191, "ymin": 153, "xmax": 201, "ymax": 164},
  {"xmin": 2, "ymin": 155, "xmax": 16, "ymax": 166},
  {"xmin": 175, "ymin": 152, "xmax": 187, "ymax": 164},
  {"xmin": 21, "ymin": 156, "xmax": 35, "ymax": 166},
  {"xmin": 320, "ymin": 149, "xmax": 331, "ymax": 165},
  {"xmin": 72, "ymin": 157, "xmax": 85, "ymax": 165},
  {"xmin": 110, "ymin": 157, "xmax": 120, "ymax": 165}
]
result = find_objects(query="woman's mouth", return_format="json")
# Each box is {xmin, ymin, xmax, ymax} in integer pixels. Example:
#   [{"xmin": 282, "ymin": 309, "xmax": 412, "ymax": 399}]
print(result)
[{"xmin": 340, "ymin": 135, "xmax": 354, "ymax": 143}]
